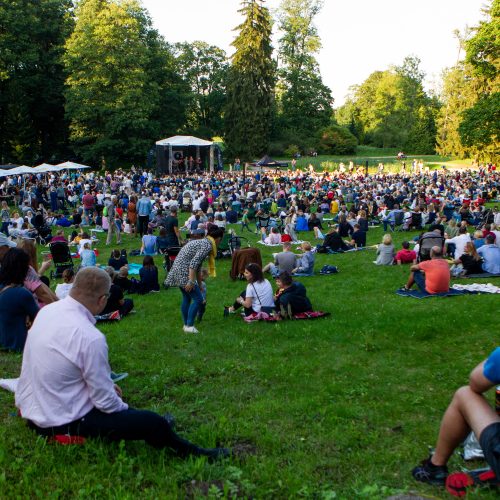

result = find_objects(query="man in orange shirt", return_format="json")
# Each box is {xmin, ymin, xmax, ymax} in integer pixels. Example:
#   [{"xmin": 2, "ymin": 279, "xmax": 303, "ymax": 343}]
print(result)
[{"xmin": 403, "ymin": 246, "xmax": 450, "ymax": 294}]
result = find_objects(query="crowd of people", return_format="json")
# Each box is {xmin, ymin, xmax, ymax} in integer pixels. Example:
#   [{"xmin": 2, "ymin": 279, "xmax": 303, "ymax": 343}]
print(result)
[{"xmin": 0, "ymin": 162, "xmax": 499, "ymax": 490}]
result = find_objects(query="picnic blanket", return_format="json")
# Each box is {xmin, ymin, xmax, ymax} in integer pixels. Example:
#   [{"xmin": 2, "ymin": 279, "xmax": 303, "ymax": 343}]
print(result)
[
  {"xmin": 127, "ymin": 263, "xmax": 142, "ymax": 276},
  {"xmin": 396, "ymin": 288, "xmax": 474, "ymax": 299},
  {"xmin": 461, "ymin": 273, "xmax": 500, "ymax": 279},
  {"xmin": 257, "ymin": 240, "xmax": 303, "ymax": 247},
  {"xmin": 452, "ymin": 283, "xmax": 500, "ymax": 294},
  {"xmin": 243, "ymin": 311, "xmax": 330, "ymax": 322}
]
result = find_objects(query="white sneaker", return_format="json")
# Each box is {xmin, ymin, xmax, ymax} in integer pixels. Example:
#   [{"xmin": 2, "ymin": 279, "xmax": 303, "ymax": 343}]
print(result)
[{"xmin": 184, "ymin": 326, "xmax": 199, "ymax": 334}]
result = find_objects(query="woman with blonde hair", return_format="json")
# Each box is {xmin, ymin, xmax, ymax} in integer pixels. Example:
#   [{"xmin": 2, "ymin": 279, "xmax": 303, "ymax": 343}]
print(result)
[
  {"xmin": 375, "ymin": 234, "xmax": 395, "ymax": 265},
  {"xmin": 453, "ymin": 241, "xmax": 484, "ymax": 276},
  {"xmin": 293, "ymin": 241, "xmax": 315, "ymax": 276}
]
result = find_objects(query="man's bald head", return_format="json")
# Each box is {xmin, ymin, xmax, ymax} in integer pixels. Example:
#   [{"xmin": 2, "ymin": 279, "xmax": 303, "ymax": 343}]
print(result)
[
  {"xmin": 70, "ymin": 267, "xmax": 111, "ymax": 314},
  {"xmin": 430, "ymin": 246, "xmax": 443, "ymax": 259}
]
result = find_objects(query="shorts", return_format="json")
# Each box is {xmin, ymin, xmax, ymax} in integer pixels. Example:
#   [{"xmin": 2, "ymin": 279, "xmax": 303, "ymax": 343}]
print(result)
[{"xmin": 479, "ymin": 422, "xmax": 500, "ymax": 478}]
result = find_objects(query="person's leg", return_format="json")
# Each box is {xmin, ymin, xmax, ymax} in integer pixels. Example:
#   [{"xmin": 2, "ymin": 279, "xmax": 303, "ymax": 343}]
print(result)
[
  {"xmin": 180, "ymin": 287, "xmax": 190, "ymax": 326},
  {"xmin": 431, "ymin": 386, "xmax": 500, "ymax": 466},
  {"xmin": 119, "ymin": 298, "xmax": 134, "ymax": 317},
  {"xmin": 186, "ymin": 285, "xmax": 203, "ymax": 327},
  {"xmin": 412, "ymin": 270, "xmax": 427, "ymax": 293},
  {"xmin": 78, "ymin": 407, "xmax": 226, "ymax": 457},
  {"xmin": 115, "ymin": 221, "xmax": 121, "ymax": 244}
]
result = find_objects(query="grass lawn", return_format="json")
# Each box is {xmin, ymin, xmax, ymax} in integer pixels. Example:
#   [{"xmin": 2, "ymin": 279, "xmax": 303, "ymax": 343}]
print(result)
[{"xmin": 0, "ymin": 220, "xmax": 498, "ymax": 498}]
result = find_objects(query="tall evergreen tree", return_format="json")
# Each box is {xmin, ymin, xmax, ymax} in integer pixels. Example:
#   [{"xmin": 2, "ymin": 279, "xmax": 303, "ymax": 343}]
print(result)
[
  {"xmin": 225, "ymin": 0, "xmax": 275, "ymax": 159},
  {"xmin": 276, "ymin": 0, "xmax": 332, "ymax": 143},
  {"xmin": 0, "ymin": 0, "xmax": 72, "ymax": 163}
]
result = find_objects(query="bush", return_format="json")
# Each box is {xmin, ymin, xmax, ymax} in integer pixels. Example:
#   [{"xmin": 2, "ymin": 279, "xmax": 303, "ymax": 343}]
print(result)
[
  {"xmin": 318, "ymin": 125, "xmax": 358, "ymax": 155},
  {"xmin": 284, "ymin": 144, "xmax": 300, "ymax": 157}
]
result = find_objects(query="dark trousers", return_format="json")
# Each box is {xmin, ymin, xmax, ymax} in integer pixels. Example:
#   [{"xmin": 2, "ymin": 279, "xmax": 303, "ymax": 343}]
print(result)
[
  {"xmin": 29, "ymin": 407, "xmax": 205, "ymax": 456},
  {"xmin": 138, "ymin": 215, "xmax": 149, "ymax": 237}
]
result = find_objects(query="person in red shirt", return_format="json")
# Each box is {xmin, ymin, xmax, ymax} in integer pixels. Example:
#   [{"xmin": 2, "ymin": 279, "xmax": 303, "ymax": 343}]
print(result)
[
  {"xmin": 403, "ymin": 246, "xmax": 450, "ymax": 294},
  {"xmin": 395, "ymin": 241, "xmax": 417, "ymax": 265},
  {"xmin": 82, "ymin": 191, "xmax": 95, "ymax": 225}
]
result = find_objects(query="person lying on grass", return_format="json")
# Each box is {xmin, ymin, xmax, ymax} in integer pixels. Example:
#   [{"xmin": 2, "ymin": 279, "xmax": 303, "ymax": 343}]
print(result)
[
  {"xmin": 15, "ymin": 267, "xmax": 229, "ymax": 460},
  {"xmin": 412, "ymin": 348, "xmax": 500, "ymax": 491},
  {"xmin": 402, "ymin": 246, "xmax": 450, "ymax": 294}
]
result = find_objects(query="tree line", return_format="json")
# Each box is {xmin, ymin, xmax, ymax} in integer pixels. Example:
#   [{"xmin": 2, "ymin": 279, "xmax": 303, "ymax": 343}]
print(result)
[{"xmin": 0, "ymin": 0, "xmax": 497, "ymax": 167}]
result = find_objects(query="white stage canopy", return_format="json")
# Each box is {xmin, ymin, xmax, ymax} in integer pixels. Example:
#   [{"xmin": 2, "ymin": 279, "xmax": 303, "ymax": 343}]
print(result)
[
  {"xmin": 155, "ymin": 135, "xmax": 213, "ymax": 147},
  {"xmin": 155, "ymin": 135, "xmax": 214, "ymax": 173},
  {"xmin": 0, "ymin": 165, "xmax": 35, "ymax": 176}
]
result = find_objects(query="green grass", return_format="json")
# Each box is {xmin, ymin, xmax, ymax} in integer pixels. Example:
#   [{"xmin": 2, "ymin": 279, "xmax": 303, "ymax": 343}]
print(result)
[{"xmin": 1, "ymin": 221, "xmax": 499, "ymax": 498}]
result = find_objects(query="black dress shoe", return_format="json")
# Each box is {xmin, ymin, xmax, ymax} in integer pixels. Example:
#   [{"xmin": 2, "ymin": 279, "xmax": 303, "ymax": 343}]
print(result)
[{"xmin": 163, "ymin": 413, "xmax": 176, "ymax": 429}]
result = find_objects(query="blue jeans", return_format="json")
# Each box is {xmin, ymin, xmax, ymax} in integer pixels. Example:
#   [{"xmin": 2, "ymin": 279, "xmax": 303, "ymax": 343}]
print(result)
[
  {"xmin": 180, "ymin": 284, "xmax": 203, "ymax": 327},
  {"xmin": 413, "ymin": 270, "xmax": 428, "ymax": 294}
]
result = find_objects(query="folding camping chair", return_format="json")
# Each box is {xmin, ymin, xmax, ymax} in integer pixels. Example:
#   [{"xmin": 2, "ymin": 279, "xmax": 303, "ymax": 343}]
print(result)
[{"xmin": 49, "ymin": 241, "xmax": 74, "ymax": 279}]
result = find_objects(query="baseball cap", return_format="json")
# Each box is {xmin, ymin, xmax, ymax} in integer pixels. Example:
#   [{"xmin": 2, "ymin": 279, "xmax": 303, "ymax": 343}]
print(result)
[{"xmin": 0, "ymin": 234, "xmax": 17, "ymax": 248}]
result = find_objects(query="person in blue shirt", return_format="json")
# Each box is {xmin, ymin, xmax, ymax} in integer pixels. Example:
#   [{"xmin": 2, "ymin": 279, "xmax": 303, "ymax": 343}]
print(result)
[
  {"xmin": 292, "ymin": 242, "xmax": 315, "ymax": 276},
  {"xmin": 141, "ymin": 228, "xmax": 157, "ymax": 255},
  {"xmin": 80, "ymin": 242, "xmax": 96, "ymax": 267},
  {"xmin": 477, "ymin": 234, "xmax": 500, "ymax": 274},
  {"xmin": 136, "ymin": 192, "xmax": 152, "ymax": 238},
  {"xmin": 412, "ymin": 347, "xmax": 500, "ymax": 490},
  {"xmin": 0, "ymin": 247, "xmax": 39, "ymax": 351}
]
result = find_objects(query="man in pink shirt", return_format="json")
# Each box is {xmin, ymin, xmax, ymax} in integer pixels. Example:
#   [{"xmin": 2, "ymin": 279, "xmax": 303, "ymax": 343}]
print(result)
[{"xmin": 16, "ymin": 267, "xmax": 229, "ymax": 459}]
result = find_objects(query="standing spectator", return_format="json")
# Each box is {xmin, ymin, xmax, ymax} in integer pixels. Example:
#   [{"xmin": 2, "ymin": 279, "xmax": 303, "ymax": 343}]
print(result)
[
  {"xmin": 136, "ymin": 192, "xmax": 152, "ymax": 238},
  {"xmin": 105, "ymin": 195, "xmax": 121, "ymax": 245},
  {"xmin": 165, "ymin": 226, "xmax": 224, "ymax": 333}
]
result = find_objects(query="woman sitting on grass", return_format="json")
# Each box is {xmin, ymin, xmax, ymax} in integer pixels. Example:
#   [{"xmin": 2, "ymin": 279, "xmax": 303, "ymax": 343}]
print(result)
[
  {"xmin": 224, "ymin": 263, "xmax": 275, "ymax": 317},
  {"xmin": 374, "ymin": 234, "xmax": 395, "ymax": 265},
  {"xmin": 0, "ymin": 248, "xmax": 39, "ymax": 352},
  {"xmin": 264, "ymin": 227, "xmax": 281, "ymax": 245},
  {"xmin": 452, "ymin": 241, "xmax": 484, "ymax": 276},
  {"xmin": 55, "ymin": 268, "xmax": 75, "ymax": 299},
  {"xmin": 139, "ymin": 255, "xmax": 160, "ymax": 293}
]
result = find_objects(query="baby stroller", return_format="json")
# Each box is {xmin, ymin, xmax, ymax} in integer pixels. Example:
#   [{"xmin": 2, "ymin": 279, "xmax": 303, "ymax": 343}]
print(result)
[
  {"xmin": 49, "ymin": 241, "xmax": 74, "ymax": 279},
  {"xmin": 228, "ymin": 234, "xmax": 249, "ymax": 255},
  {"xmin": 476, "ymin": 208, "xmax": 494, "ymax": 229},
  {"xmin": 160, "ymin": 246, "xmax": 181, "ymax": 272}
]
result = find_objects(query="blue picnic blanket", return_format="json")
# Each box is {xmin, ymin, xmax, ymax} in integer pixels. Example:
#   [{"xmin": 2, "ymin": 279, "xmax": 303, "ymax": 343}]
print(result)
[{"xmin": 395, "ymin": 288, "xmax": 477, "ymax": 299}]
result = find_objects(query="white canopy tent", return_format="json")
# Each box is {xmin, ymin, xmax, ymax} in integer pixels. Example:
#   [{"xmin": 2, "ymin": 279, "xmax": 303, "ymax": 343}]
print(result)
[
  {"xmin": 34, "ymin": 163, "xmax": 62, "ymax": 173},
  {"xmin": 155, "ymin": 135, "xmax": 214, "ymax": 174},
  {"xmin": 56, "ymin": 161, "xmax": 92, "ymax": 170}
]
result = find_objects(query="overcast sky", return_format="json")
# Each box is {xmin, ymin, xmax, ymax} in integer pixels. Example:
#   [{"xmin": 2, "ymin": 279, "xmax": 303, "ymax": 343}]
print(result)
[{"xmin": 141, "ymin": 0, "xmax": 486, "ymax": 106}]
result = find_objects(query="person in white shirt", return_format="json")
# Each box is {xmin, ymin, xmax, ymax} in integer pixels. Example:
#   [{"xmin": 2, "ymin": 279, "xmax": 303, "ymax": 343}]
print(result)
[
  {"xmin": 445, "ymin": 225, "xmax": 472, "ymax": 259},
  {"xmin": 16, "ymin": 267, "xmax": 229, "ymax": 459},
  {"xmin": 224, "ymin": 263, "xmax": 275, "ymax": 317}
]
